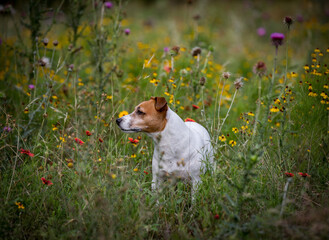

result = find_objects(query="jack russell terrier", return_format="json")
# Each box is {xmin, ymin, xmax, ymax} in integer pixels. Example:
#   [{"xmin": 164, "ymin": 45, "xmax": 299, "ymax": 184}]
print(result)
[{"xmin": 116, "ymin": 97, "xmax": 214, "ymax": 197}]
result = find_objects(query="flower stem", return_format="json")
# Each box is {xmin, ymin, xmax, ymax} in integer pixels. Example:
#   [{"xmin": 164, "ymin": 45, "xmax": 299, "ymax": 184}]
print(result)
[{"xmin": 219, "ymin": 89, "xmax": 238, "ymax": 135}]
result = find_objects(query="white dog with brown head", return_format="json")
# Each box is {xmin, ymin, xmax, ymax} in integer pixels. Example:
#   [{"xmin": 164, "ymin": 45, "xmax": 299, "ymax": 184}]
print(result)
[{"xmin": 116, "ymin": 97, "xmax": 214, "ymax": 198}]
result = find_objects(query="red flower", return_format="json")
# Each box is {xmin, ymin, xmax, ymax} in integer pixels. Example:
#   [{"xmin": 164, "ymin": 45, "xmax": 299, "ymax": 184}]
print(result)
[
  {"xmin": 20, "ymin": 148, "xmax": 34, "ymax": 157},
  {"xmin": 75, "ymin": 138, "xmax": 84, "ymax": 145},
  {"xmin": 99, "ymin": 138, "xmax": 103, "ymax": 143},
  {"xmin": 185, "ymin": 118, "xmax": 196, "ymax": 122},
  {"xmin": 285, "ymin": 172, "xmax": 294, "ymax": 177},
  {"xmin": 128, "ymin": 137, "xmax": 139, "ymax": 144},
  {"xmin": 144, "ymin": 171, "xmax": 149, "ymax": 175},
  {"xmin": 298, "ymin": 172, "xmax": 310, "ymax": 178},
  {"xmin": 41, "ymin": 177, "xmax": 53, "ymax": 186},
  {"xmin": 192, "ymin": 104, "xmax": 199, "ymax": 109},
  {"xmin": 86, "ymin": 130, "xmax": 92, "ymax": 136},
  {"xmin": 214, "ymin": 214, "xmax": 220, "ymax": 219}
]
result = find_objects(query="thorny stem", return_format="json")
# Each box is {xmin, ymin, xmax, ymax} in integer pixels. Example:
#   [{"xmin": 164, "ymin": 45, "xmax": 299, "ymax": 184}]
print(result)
[
  {"xmin": 219, "ymin": 89, "xmax": 238, "ymax": 135},
  {"xmin": 252, "ymin": 75, "xmax": 262, "ymax": 141}
]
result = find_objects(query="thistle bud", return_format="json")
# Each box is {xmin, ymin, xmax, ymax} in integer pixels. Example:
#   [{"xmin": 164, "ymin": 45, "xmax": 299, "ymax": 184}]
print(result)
[
  {"xmin": 170, "ymin": 46, "xmax": 180, "ymax": 57},
  {"xmin": 42, "ymin": 38, "xmax": 49, "ymax": 46},
  {"xmin": 191, "ymin": 47, "xmax": 202, "ymax": 57},
  {"xmin": 199, "ymin": 76, "xmax": 206, "ymax": 86},
  {"xmin": 53, "ymin": 40, "xmax": 58, "ymax": 47}
]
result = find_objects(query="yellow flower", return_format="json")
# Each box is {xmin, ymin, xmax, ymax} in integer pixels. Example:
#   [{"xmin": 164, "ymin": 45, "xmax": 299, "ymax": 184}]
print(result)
[
  {"xmin": 247, "ymin": 112, "xmax": 255, "ymax": 116},
  {"xmin": 232, "ymin": 127, "xmax": 238, "ymax": 133},
  {"xmin": 107, "ymin": 95, "xmax": 113, "ymax": 100},
  {"xmin": 119, "ymin": 111, "xmax": 128, "ymax": 118},
  {"xmin": 111, "ymin": 174, "xmax": 117, "ymax": 179},
  {"xmin": 67, "ymin": 162, "xmax": 74, "ymax": 168},
  {"xmin": 218, "ymin": 135, "xmax": 226, "ymax": 142},
  {"xmin": 133, "ymin": 168, "xmax": 138, "ymax": 172},
  {"xmin": 131, "ymin": 154, "xmax": 136, "ymax": 158},
  {"xmin": 270, "ymin": 107, "xmax": 280, "ymax": 113},
  {"xmin": 229, "ymin": 140, "xmax": 236, "ymax": 147}
]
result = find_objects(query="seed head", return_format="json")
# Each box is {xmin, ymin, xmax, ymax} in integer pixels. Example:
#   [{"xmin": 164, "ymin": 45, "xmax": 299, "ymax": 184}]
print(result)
[
  {"xmin": 222, "ymin": 72, "xmax": 231, "ymax": 79},
  {"xmin": 284, "ymin": 16, "xmax": 293, "ymax": 29},
  {"xmin": 42, "ymin": 38, "xmax": 49, "ymax": 46},
  {"xmin": 234, "ymin": 77, "xmax": 244, "ymax": 89},
  {"xmin": 53, "ymin": 40, "xmax": 58, "ymax": 47},
  {"xmin": 191, "ymin": 47, "xmax": 202, "ymax": 57},
  {"xmin": 170, "ymin": 46, "xmax": 180, "ymax": 56},
  {"xmin": 199, "ymin": 76, "xmax": 206, "ymax": 86},
  {"xmin": 68, "ymin": 64, "xmax": 74, "ymax": 72},
  {"xmin": 253, "ymin": 61, "xmax": 267, "ymax": 77}
]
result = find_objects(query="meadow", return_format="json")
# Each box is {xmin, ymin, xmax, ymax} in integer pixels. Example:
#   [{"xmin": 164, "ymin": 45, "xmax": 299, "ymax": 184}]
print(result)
[{"xmin": 0, "ymin": 0, "xmax": 329, "ymax": 239}]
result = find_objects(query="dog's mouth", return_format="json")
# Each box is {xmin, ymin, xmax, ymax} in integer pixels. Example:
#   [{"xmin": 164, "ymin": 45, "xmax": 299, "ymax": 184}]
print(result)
[{"xmin": 119, "ymin": 127, "xmax": 142, "ymax": 133}]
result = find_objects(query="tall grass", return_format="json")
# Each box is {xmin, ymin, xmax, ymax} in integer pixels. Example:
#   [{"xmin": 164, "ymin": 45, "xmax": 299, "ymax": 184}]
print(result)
[{"xmin": 0, "ymin": 1, "xmax": 329, "ymax": 239}]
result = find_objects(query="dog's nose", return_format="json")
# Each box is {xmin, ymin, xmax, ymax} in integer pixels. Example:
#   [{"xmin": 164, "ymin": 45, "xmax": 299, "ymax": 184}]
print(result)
[{"xmin": 116, "ymin": 118, "xmax": 122, "ymax": 125}]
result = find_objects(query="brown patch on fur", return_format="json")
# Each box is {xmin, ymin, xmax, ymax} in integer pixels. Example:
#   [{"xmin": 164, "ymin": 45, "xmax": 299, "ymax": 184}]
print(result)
[{"xmin": 129, "ymin": 98, "xmax": 167, "ymax": 133}]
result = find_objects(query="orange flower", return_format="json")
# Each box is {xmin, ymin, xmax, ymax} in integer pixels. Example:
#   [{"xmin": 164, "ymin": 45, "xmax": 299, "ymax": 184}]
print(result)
[
  {"xmin": 185, "ymin": 118, "xmax": 196, "ymax": 122},
  {"xmin": 285, "ymin": 172, "xmax": 294, "ymax": 177},
  {"xmin": 192, "ymin": 104, "xmax": 199, "ymax": 109},
  {"xmin": 298, "ymin": 172, "xmax": 310, "ymax": 178}
]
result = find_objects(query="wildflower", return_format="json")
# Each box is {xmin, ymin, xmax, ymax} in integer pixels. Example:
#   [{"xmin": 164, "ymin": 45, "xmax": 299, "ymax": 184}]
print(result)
[
  {"xmin": 118, "ymin": 111, "xmax": 128, "ymax": 118},
  {"xmin": 67, "ymin": 162, "xmax": 74, "ymax": 168},
  {"xmin": 285, "ymin": 172, "xmax": 294, "ymax": 177},
  {"xmin": 124, "ymin": 28, "xmax": 130, "ymax": 35},
  {"xmin": 170, "ymin": 46, "xmax": 180, "ymax": 56},
  {"xmin": 3, "ymin": 126, "xmax": 12, "ymax": 132},
  {"xmin": 191, "ymin": 47, "xmax": 202, "ymax": 57},
  {"xmin": 163, "ymin": 47, "xmax": 169, "ymax": 53},
  {"xmin": 68, "ymin": 64, "xmax": 74, "ymax": 72},
  {"xmin": 133, "ymin": 168, "xmax": 138, "ymax": 172},
  {"xmin": 284, "ymin": 16, "xmax": 293, "ymax": 29},
  {"xmin": 248, "ymin": 112, "xmax": 255, "ymax": 116},
  {"xmin": 192, "ymin": 104, "xmax": 199, "ymax": 109},
  {"xmin": 218, "ymin": 135, "xmax": 226, "ymax": 142},
  {"xmin": 270, "ymin": 33, "xmax": 285, "ymax": 48},
  {"xmin": 111, "ymin": 174, "xmax": 116, "ymax": 179},
  {"xmin": 20, "ymin": 148, "xmax": 34, "ymax": 157},
  {"xmin": 41, "ymin": 177, "xmax": 53, "ymax": 186},
  {"xmin": 298, "ymin": 172, "xmax": 310, "ymax": 178},
  {"xmin": 42, "ymin": 38, "xmax": 49, "ymax": 46},
  {"xmin": 199, "ymin": 76, "xmax": 206, "ymax": 86},
  {"xmin": 185, "ymin": 118, "xmax": 196, "ymax": 122},
  {"xmin": 232, "ymin": 127, "xmax": 238, "ymax": 133},
  {"xmin": 99, "ymin": 138, "xmax": 103, "ymax": 143},
  {"xmin": 131, "ymin": 154, "xmax": 136, "ymax": 158},
  {"xmin": 270, "ymin": 106, "xmax": 279, "ymax": 113},
  {"xmin": 53, "ymin": 40, "xmax": 58, "ymax": 47},
  {"xmin": 257, "ymin": 27, "xmax": 266, "ymax": 36},
  {"xmin": 144, "ymin": 170, "xmax": 149, "ymax": 175},
  {"xmin": 28, "ymin": 84, "xmax": 35, "ymax": 90},
  {"xmin": 222, "ymin": 72, "xmax": 231, "ymax": 79},
  {"xmin": 253, "ymin": 61, "xmax": 267, "ymax": 76},
  {"xmin": 15, "ymin": 202, "xmax": 25, "ymax": 209},
  {"xmin": 86, "ymin": 130, "xmax": 92, "ymax": 136},
  {"xmin": 214, "ymin": 214, "xmax": 220, "ymax": 219},
  {"xmin": 229, "ymin": 140, "xmax": 236, "ymax": 147},
  {"xmin": 234, "ymin": 77, "xmax": 244, "ymax": 89},
  {"xmin": 128, "ymin": 137, "xmax": 139, "ymax": 144},
  {"xmin": 104, "ymin": 1, "xmax": 113, "ymax": 9},
  {"xmin": 74, "ymin": 138, "xmax": 84, "ymax": 145}
]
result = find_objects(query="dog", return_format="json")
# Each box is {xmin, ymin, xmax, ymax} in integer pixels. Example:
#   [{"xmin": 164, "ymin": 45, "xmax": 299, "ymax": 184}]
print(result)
[{"xmin": 116, "ymin": 97, "xmax": 214, "ymax": 197}]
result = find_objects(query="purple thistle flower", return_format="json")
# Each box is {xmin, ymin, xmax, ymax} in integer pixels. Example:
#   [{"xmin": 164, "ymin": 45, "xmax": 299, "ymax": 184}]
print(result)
[
  {"xmin": 28, "ymin": 84, "xmax": 35, "ymax": 90},
  {"xmin": 164, "ymin": 47, "xmax": 169, "ymax": 53},
  {"xmin": 124, "ymin": 28, "xmax": 130, "ymax": 35},
  {"xmin": 3, "ymin": 126, "xmax": 12, "ymax": 132},
  {"xmin": 104, "ymin": 1, "xmax": 113, "ymax": 9},
  {"xmin": 270, "ymin": 33, "xmax": 285, "ymax": 48},
  {"xmin": 257, "ymin": 27, "xmax": 266, "ymax": 36}
]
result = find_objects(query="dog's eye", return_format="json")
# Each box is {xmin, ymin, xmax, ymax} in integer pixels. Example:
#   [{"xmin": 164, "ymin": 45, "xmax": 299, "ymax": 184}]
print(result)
[{"xmin": 136, "ymin": 109, "xmax": 145, "ymax": 115}]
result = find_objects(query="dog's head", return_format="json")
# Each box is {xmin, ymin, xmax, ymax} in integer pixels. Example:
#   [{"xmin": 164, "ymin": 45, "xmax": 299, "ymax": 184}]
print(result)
[{"xmin": 116, "ymin": 97, "xmax": 168, "ymax": 133}]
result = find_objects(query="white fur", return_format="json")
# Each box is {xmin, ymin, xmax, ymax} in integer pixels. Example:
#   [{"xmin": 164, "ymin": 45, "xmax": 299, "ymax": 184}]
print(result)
[{"xmin": 146, "ymin": 108, "xmax": 214, "ymax": 195}]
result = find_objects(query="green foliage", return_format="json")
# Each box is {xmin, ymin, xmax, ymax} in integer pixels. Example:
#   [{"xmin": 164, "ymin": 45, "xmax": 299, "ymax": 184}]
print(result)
[{"xmin": 1, "ymin": 0, "xmax": 329, "ymax": 239}]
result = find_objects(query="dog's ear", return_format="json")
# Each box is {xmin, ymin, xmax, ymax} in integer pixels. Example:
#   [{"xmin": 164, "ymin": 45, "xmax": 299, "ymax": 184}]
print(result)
[{"xmin": 153, "ymin": 97, "xmax": 168, "ymax": 112}]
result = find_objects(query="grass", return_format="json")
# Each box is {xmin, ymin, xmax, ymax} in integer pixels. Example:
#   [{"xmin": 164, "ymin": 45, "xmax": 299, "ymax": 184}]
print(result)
[{"xmin": 1, "ymin": 0, "xmax": 329, "ymax": 239}]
